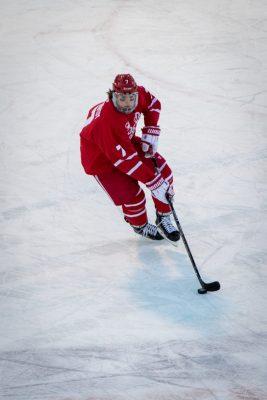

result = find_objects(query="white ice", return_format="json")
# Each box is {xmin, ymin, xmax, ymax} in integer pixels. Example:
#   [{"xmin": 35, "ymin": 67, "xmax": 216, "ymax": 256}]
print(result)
[{"xmin": 0, "ymin": 1, "xmax": 267, "ymax": 399}]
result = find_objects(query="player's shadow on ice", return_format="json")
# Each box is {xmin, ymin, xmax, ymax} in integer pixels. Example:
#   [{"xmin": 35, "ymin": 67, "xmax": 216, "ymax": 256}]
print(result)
[{"xmin": 128, "ymin": 240, "xmax": 224, "ymax": 335}]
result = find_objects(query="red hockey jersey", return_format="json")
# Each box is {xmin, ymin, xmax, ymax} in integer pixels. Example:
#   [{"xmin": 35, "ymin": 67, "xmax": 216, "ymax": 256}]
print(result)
[{"xmin": 80, "ymin": 86, "xmax": 161, "ymax": 185}]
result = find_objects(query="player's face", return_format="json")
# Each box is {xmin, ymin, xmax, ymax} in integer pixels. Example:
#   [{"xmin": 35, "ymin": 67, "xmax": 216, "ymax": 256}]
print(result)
[{"xmin": 113, "ymin": 92, "xmax": 138, "ymax": 114}]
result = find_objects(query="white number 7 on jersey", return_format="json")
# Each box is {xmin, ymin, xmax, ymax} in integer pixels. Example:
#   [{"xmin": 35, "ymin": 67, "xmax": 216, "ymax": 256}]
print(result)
[{"xmin": 116, "ymin": 144, "xmax": 126, "ymax": 157}]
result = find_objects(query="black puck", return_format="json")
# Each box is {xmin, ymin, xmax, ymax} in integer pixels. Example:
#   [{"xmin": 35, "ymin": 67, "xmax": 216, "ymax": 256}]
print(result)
[{"xmin": 198, "ymin": 288, "xmax": 208, "ymax": 294}]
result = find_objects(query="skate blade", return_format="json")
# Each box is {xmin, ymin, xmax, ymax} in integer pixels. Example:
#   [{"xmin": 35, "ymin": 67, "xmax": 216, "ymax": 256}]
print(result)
[{"xmin": 157, "ymin": 227, "xmax": 180, "ymax": 247}]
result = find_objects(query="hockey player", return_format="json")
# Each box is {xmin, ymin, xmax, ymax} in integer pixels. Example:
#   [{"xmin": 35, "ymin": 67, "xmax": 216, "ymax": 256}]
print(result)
[{"xmin": 80, "ymin": 74, "xmax": 180, "ymax": 242}]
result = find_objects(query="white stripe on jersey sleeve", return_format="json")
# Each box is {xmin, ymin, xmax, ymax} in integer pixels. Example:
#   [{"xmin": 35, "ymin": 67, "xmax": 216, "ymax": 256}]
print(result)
[
  {"xmin": 148, "ymin": 97, "xmax": 158, "ymax": 109},
  {"xmin": 126, "ymin": 161, "xmax": 142, "ymax": 176},
  {"xmin": 113, "ymin": 152, "xmax": 138, "ymax": 168},
  {"xmin": 114, "ymin": 159, "xmax": 124, "ymax": 167}
]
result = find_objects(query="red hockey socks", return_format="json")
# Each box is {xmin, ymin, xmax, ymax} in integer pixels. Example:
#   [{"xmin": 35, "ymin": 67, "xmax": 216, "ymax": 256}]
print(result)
[{"xmin": 122, "ymin": 188, "xmax": 148, "ymax": 227}]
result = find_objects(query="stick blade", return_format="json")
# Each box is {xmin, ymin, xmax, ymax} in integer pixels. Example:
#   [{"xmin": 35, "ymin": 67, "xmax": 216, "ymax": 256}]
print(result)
[{"xmin": 204, "ymin": 281, "xmax": 220, "ymax": 292}]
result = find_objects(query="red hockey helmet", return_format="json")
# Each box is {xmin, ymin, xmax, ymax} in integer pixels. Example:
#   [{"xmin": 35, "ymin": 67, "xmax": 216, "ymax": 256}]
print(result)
[{"xmin": 113, "ymin": 74, "xmax": 137, "ymax": 94}]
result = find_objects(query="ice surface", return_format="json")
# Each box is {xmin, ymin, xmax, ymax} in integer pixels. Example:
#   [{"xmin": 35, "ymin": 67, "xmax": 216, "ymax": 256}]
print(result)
[{"xmin": 0, "ymin": 1, "xmax": 267, "ymax": 399}]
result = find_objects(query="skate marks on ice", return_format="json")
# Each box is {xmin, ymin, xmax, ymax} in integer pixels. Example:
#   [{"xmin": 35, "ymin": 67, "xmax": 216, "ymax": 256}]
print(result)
[
  {"xmin": 1, "ymin": 200, "xmax": 57, "ymax": 221},
  {"xmin": 0, "ymin": 337, "xmax": 266, "ymax": 400}
]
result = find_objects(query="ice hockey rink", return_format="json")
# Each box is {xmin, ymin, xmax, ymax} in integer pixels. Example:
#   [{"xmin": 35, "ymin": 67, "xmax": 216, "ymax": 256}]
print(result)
[{"xmin": 1, "ymin": 0, "xmax": 267, "ymax": 399}]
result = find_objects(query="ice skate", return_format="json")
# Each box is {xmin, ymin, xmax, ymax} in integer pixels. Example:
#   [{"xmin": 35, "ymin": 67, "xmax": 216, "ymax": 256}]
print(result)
[
  {"xmin": 133, "ymin": 222, "xmax": 164, "ymax": 240},
  {"xmin": 156, "ymin": 213, "xmax": 180, "ymax": 243}
]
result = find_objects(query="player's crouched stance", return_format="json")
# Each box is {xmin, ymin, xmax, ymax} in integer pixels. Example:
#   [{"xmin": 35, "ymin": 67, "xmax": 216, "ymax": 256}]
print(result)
[{"xmin": 80, "ymin": 74, "xmax": 180, "ymax": 243}]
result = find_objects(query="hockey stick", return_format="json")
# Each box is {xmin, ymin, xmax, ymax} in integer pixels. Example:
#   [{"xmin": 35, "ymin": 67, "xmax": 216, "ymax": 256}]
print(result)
[
  {"xmin": 152, "ymin": 158, "xmax": 220, "ymax": 294},
  {"xmin": 166, "ymin": 194, "xmax": 220, "ymax": 294}
]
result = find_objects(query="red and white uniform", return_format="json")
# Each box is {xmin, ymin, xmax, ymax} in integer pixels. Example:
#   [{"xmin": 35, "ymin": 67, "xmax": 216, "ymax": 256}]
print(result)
[
  {"xmin": 80, "ymin": 86, "xmax": 173, "ymax": 226},
  {"xmin": 80, "ymin": 86, "xmax": 160, "ymax": 181}
]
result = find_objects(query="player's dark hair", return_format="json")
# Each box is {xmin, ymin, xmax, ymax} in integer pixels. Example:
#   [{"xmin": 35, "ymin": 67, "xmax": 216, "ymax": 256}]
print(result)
[{"xmin": 107, "ymin": 89, "xmax": 113, "ymax": 100}]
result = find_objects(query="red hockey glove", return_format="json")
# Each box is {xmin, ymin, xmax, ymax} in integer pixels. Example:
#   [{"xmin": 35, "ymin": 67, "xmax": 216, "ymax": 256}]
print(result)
[
  {"xmin": 141, "ymin": 126, "xmax": 160, "ymax": 158},
  {"xmin": 146, "ymin": 174, "xmax": 172, "ymax": 204}
]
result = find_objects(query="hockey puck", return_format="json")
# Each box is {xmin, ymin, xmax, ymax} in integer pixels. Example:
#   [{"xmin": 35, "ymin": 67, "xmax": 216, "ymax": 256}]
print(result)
[{"xmin": 198, "ymin": 288, "xmax": 208, "ymax": 294}]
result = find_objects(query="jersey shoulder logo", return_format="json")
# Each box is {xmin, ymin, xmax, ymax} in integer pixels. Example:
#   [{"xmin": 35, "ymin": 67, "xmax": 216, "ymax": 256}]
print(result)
[{"xmin": 84, "ymin": 102, "xmax": 104, "ymax": 127}]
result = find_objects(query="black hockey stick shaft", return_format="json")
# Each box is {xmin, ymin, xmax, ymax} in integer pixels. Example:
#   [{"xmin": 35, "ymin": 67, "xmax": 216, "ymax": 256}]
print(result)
[
  {"xmin": 166, "ymin": 194, "xmax": 205, "ymax": 287},
  {"xmin": 152, "ymin": 157, "xmax": 220, "ymax": 292},
  {"xmin": 166, "ymin": 195, "xmax": 220, "ymax": 292}
]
